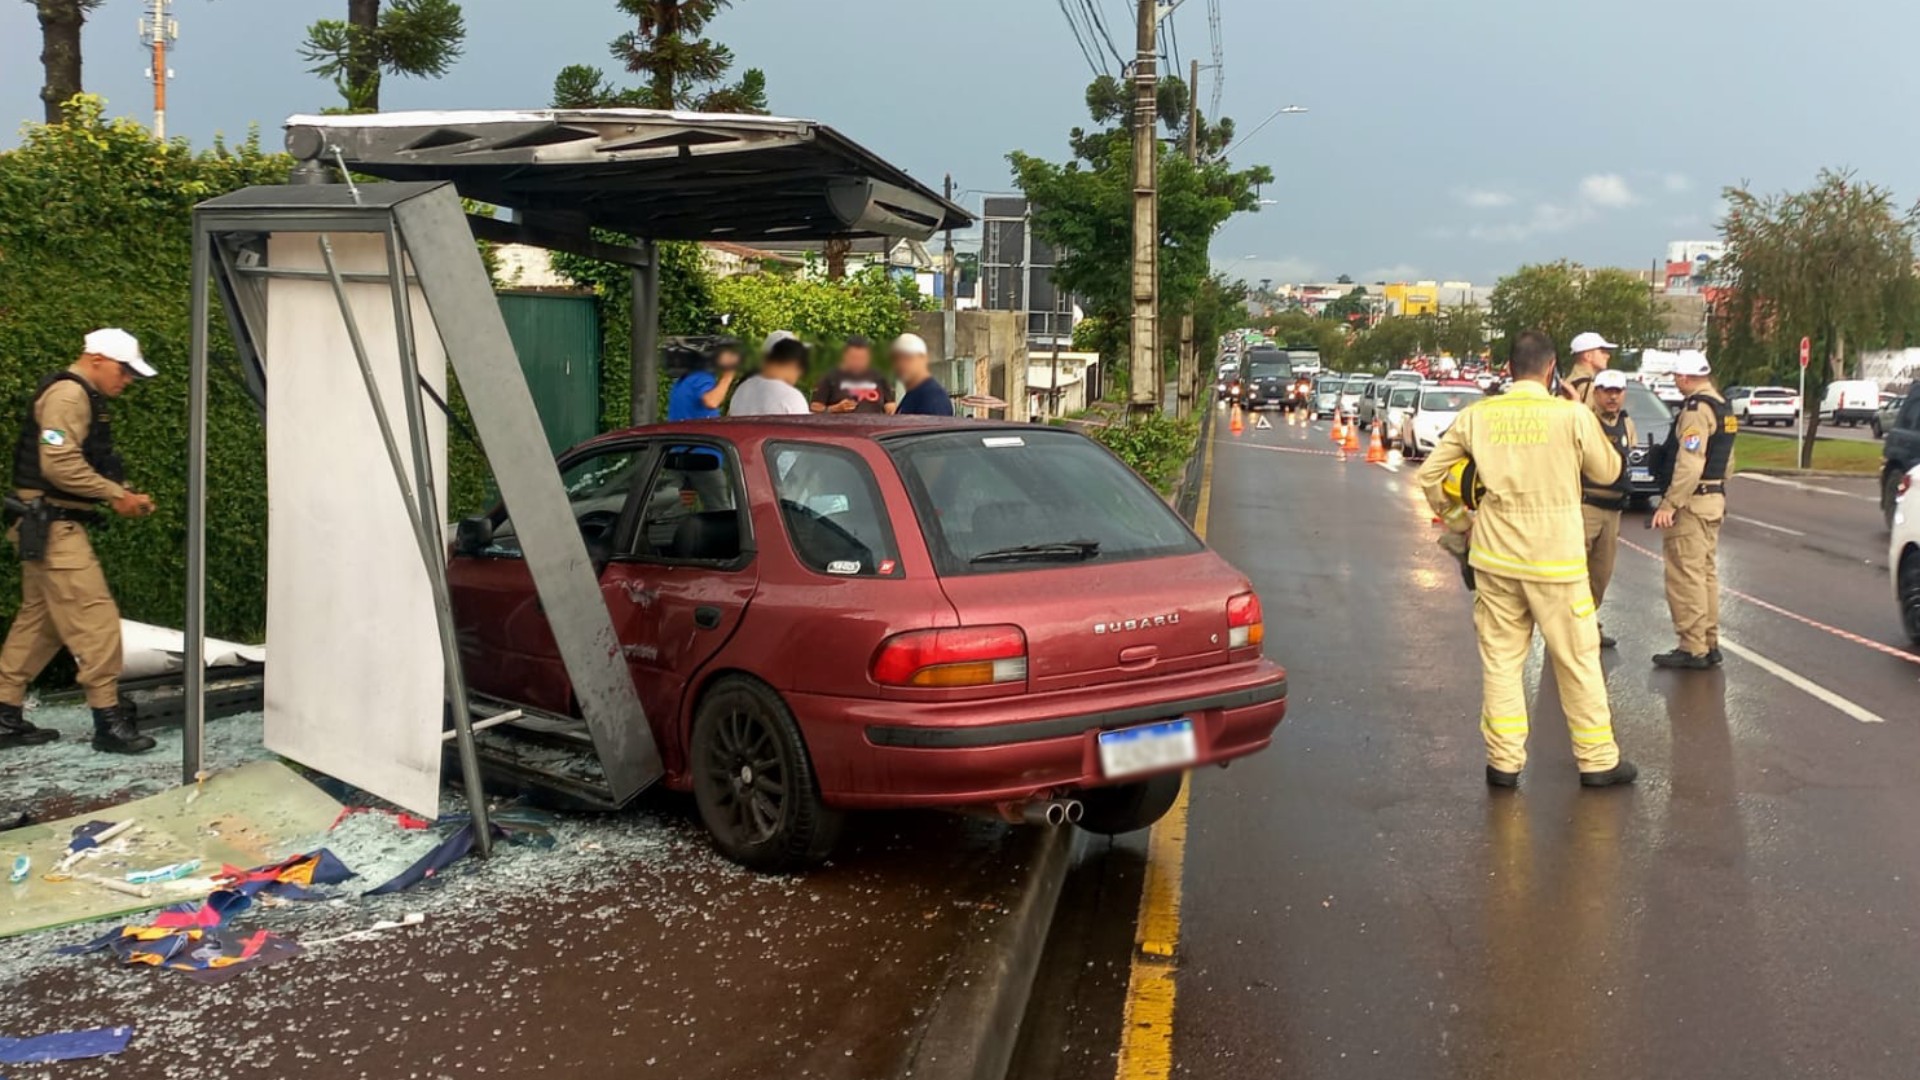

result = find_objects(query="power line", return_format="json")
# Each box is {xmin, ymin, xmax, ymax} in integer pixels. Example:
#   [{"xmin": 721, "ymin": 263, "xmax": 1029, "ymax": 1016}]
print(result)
[
  {"xmin": 1166, "ymin": 13, "xmax": 1182, "ymax": 82},
  {"xmin": 1083, "ymin": 0, "xmax": 1127, "ymax": 71},
  {"xmin": 1207, "ymin": 0, "xmax": 1224, "ymax": 118},
  {"xmin": 1055, "ymin": 0, "xmax": 1103, "ymax": 77}
]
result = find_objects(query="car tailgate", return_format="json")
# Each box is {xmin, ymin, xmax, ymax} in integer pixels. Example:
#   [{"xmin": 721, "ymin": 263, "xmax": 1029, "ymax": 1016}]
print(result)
[{"xmin": 936, "ymin": 553, "xmax": 1235, "ymax": 693}]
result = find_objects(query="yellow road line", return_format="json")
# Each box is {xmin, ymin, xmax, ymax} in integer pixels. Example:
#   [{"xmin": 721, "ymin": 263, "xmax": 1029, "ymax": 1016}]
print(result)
[{"xmin": 1114, "ymin": 423, "xmax": 1214, "ymax": 1080}]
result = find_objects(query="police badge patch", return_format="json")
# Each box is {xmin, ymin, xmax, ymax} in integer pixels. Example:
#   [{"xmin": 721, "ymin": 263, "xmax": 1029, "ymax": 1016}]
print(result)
[
  {"xmin": 40, "ymin": 429, "xmax": 65, "ymax": 447},
  {"xmin": 1683, "ymin": 434, "xmax": 1702, "ymax": 451}
]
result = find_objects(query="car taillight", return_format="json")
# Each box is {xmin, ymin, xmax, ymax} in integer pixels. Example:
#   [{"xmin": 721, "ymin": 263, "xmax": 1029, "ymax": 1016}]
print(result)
[
  {"xmin": 1227, "ymin": 592, "xmax": 1264, "ymax": 649},
  {"xmin": 871, "ymin": 626, "xmax": 1028, "ymax": 688}
]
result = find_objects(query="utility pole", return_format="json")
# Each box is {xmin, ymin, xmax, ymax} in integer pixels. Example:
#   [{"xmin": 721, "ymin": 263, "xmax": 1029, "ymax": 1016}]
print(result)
[
  {"xmin": 1176, "ymin": 57, "xmax": 1200, "ymax": 420},
  {"xmin": 1128, "ymin": 0, "xmax": 1160, "ymax": 418},
  {"xmin": 943, "ymin": 173, "xmax": 959, "ymax": 411},
  {"xmin": 139, "ymin": 0, "xmax": 178, "ymax": 139}
]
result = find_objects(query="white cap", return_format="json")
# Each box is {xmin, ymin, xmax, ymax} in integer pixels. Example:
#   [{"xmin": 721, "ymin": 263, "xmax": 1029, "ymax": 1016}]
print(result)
[
  {"xmin": 1570, "ymin": 331, "xmax": 1618, "ymax": 354},
  {"xmin": 1592, "ymin": 369, "xmax": 1629, "ymax": 390},
  {"xmin": 762, "ymin": 329, "xmax": 799, "ymax": 356},
  {"xmin": 1674, "ymin": 350, "xmax": 1712, "ymax": 376},
  {"xmin": 83, "ymin": 328, "xmax": 156, "ymax": 378},
  {"xmin": 890, "ymin": 332, "xmax": 929, "ymax": 357}
]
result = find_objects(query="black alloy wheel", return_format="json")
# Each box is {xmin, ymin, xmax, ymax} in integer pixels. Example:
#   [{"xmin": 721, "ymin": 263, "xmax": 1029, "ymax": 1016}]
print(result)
[{"xmin": 691, "ymin": 676, "xmax": 842, "ymax": 871}]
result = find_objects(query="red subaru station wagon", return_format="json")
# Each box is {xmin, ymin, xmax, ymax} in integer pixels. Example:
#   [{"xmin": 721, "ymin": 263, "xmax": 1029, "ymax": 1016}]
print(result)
[{"xmin": 448, "ymin": 417, "xmax": 1287, "ymax": 870}]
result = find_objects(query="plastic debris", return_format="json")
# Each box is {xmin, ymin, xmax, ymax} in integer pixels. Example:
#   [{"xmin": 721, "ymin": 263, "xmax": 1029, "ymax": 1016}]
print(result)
[
  {"xmin": 126, "ymin": 859, "xmax": 202, "ymax": 885},
  {"xmin": 8, "ymin": 854, "xmax": 25, "ymax": 884},
  {"xmin": 0, "ymin": 1025, "xmax": 134, "ymax": 1064}
]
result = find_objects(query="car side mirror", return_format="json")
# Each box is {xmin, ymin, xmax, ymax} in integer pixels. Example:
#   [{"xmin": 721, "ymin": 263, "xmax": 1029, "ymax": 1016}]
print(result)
[{"xmin": 454, "ymin": 516, "xmax": 494, "ymax": 557}]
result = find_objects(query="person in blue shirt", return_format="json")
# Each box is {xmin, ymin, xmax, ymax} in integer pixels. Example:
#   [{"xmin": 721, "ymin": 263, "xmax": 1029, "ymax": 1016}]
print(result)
[
  {"xmin": 666, "ymin": 339, "xmax": 741, "ymax": 421},
  {"xmin": 891, "ymin": 333, "xmax": 953, "ymax": 417}
]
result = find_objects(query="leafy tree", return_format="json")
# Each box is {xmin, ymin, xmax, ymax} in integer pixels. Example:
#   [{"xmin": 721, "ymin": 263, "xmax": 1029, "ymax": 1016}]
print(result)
[
  {"xmin": 1431, "ymin": 304, "xmax": 1487, "ymax": 360},
  {"xmin": 1010, "ymin": 76, "xmax": 1273, "ymax": 397},
  {"xmin": 301, "ymin": 0, "xmax": 467, "ymax": 113},
  {"xmin": 1351, "ymin": 316, "xmax": 1424, "ymax": 372},
  {"xmin": 27, "ymin": 0, "xmax": 105, "ymax": 123},
  {"xmin": 1322, "ymin": 286, "xmax": 1372, "ymax": 325},
  {"xmin": 1486, "ymin": 261, "xmax": 1662, "ymax": 361},
  {"xmin": 1335, "ymin": 273, "xmax": 1354, "ymax": 285},
  {"xmin": 554, "ymin": 0, "xmax": 769, "ymax": 113},
  {"xmin": 1711, "ymin": 169, "xmax": 1919, "ymax": 460}
]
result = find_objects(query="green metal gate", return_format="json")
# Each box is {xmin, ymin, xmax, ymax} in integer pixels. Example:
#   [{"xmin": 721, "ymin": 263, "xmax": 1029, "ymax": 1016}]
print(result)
[{"xmin": 496, "ymin": 292, "xmax": 602, "ymax": 454}]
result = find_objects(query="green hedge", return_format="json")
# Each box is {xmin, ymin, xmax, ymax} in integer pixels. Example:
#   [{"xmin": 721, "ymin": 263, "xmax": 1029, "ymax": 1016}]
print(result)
[
  {"xmin": 0, "ymin": 100, "xmax": 290, "ymax": 642},
  {"xmin": 1086, "ymin": 413, "xmax": 1200, "ymax": 494}
]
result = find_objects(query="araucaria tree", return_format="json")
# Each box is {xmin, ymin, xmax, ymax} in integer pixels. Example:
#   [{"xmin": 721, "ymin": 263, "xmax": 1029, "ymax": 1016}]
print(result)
[
  {"xmin": 28, "ymin": 0, "xmax": 106, "ymax": 123},
  {"xmin": 301, "ymin": 0, "xmax": 467, "ymax": 113},
  {"xmin": 552, "ymin": 0, "xmax": 768, "ymax": 113}
]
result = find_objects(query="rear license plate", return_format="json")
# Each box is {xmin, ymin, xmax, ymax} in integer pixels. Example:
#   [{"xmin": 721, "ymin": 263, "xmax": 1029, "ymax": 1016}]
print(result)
[
  {"xmin": 1629, "ymin": 467, "xmax": 1653, "ymax": 483},
  {"xmin": 1098, "ymin": 718, "xmax": 1198, "ymax": 779}
]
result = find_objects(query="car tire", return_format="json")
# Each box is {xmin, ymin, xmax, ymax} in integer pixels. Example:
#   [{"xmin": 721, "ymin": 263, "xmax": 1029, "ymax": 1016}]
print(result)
[
  {"xmin": 1900, "ymin": 548, "xmax": 1920, "ymax": 646},
  {"xmin": 1075, "ymin": 772, "xmax": 1185, "ymax": 836},
  {"xmin": 690, "ymin": 674, "xmax": 843, "ymax": 872}
]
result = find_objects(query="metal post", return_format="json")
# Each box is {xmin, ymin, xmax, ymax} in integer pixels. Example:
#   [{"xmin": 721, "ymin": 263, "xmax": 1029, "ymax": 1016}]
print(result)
[
  {"xmin": 1129, "ymin": 0, "xmax": 1161, "ymax": 418},
  {"xmin": 1178, "ymin": 57, "xmax": 1201, "ymax": 420},
  {"xmin": 317, "ymin": 235, "xmax": 492, "ymax": 854},
  {"xmin": 182, "ymin": 230, "xmax": 210, "ymax": 786},
  {"xmin": 630, "ymin": 240, "xmax": 660, "ymax": 426}
]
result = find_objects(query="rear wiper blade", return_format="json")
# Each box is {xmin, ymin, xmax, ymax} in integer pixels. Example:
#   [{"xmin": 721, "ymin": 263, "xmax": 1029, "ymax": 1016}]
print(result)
[{"xmin": 969, "ymin": 540, "xmax": 1101, "ymax": 564}]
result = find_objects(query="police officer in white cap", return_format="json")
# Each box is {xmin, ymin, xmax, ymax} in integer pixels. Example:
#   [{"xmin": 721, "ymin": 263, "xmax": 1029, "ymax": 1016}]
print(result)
[
  {"xmin": 1650, "ymin": 350, "xmax": 1733, "ymax": 669},
  {"xmin": 1561, "ymin": 331, "xmax": 1618, "ymax": 405},
  {"xmin": 0, "ymin": 329, "xmax": 158, "ymax": 754}
]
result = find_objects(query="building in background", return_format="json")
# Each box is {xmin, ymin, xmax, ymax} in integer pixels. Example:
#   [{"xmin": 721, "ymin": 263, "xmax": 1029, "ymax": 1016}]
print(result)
[
  {"xmin": 1661, "ymin": 240, "xmax": 1727, "ymax": 295},
  {"xmin": 979, "ymin": 197, "xmax": 1080, "ymax": 351}
]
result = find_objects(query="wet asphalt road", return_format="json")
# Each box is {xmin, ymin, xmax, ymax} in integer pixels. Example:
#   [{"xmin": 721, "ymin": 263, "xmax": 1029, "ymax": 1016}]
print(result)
[{"xmin": 1021, "ymin": 411, "xmax": 1920, "ymax": 1080}]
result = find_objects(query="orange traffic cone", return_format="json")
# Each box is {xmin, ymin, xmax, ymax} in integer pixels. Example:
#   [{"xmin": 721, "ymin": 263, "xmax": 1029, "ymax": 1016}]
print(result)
[
  {"xmin": 1343, "ymin": 422, "xmax": 1361, "ymax": 453},
  {"xmin": 1230, "ymin": 404, "xmax": 1244, "ymax": 436},
  {"xmin": 1366, "ymin": 425, "xmax": 1386, "ymax": 463},
  {"xmin": 1329, "ymin": 414, "xmax": 1346, "ymax": 444}
]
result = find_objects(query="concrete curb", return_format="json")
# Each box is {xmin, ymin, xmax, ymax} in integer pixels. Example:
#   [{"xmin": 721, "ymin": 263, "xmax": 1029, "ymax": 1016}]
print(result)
[
  {"xmin": 1739, "ymin": 467, "xmax": 1884, "ymax": 481},
  {"xmin": 904, "ymin": 826, "xmax": 1087, "ymax": 1080}
]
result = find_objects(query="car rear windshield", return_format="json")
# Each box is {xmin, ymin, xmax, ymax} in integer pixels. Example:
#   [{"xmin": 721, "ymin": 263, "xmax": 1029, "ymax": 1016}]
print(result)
[
  {"xmin": 1389, "ymin": 386, "xmax": 1419, "ymax": 407},
  {"xmin": 887, "ymin": 430, "xmax": 1203, "ymax": 576},
  {"xmin": 1343, "ymin": 378, "xmax": 1369, "ymax": 393},
  {"xmin": 1316, "ymin": 377, "xmax": 1344, "ymax": 392},
  {"xmin": 1752, "ymin": 389, "xmax": 1795, "ymax": 399},
  {"xmin": 1421, "ymin": 389, "xmax": 1482, "ymax": 411}
]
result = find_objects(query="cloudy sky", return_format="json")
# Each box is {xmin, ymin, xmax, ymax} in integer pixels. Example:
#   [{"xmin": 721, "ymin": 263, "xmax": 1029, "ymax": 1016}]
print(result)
[{"xmin": 5, "ymin": 0, "xmax": 1918, "ymax": 286}]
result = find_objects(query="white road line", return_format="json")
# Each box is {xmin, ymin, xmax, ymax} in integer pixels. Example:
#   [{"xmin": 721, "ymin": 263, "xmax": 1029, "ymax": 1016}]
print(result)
[
  {"xmin": 1374, "ymin": 460, "xmax": 1402, "ymax": 473},
  {"xmin": 1735, "ymin": 473, "xmax": 1875, "ymax": 502},
  {"xmin": 1728, "ymin": 513, "xmax": 1806, "ymax": 537},
  {"xmin": 1716, "ymin": 640, "xmax": 1888, "ymax": 723}
]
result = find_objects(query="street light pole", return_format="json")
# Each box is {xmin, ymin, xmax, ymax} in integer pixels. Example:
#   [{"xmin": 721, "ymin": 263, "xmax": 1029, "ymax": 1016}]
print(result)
[{"xmin": 1128, "ymin": 0, "xmax": 1160, "ymax": 419}]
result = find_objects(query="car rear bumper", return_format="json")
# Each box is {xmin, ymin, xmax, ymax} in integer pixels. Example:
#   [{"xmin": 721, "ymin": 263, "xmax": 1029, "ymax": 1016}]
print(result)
[{"xmin": 789, "ymin": 660, "xmax": 1288, "ymax": 808}]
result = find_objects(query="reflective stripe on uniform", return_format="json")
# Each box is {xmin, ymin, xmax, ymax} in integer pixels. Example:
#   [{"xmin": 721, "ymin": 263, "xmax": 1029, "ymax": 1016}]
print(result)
[
  {"xmin": 1469, "ymin": 546, "xmax": 1589, "ymax": 582},
  {"xmin": 1481, "ymin": 714, "xmax": 1529, "ymax": 733},
  {"xmin": 1569, "ymin": 724, "xmax": 1615, "ymax": 745},
  {"xmin": 1571, "ymin": 596, "xmax": 1597, "ymax": 618}
]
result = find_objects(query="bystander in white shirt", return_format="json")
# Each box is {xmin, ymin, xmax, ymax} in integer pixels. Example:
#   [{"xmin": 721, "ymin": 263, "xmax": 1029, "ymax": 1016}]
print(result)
[{"xmin": 728, "ymin": 374, "xmax": 810, "ymax": 416}]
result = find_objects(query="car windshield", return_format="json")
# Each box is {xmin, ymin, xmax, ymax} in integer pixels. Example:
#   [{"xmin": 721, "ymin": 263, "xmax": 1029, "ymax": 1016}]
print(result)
[
  {"xmin": 888, "ymin": 430, "xmax": 1203, "ymax": 575},
  {"xmin": 1389, "ymin": 386, "xmax": 1419, "ymax": 407},
  {"xmin": 1316, "ymin": 377, "xmax": 1344, "ymax": 393},
  {"xmin": 1246, "ymin": 357, "xmax": 1292, "ymax": 379},
  {"xmin": 1420, "ymin": 389, "xmax": 1482, "ymax": 412}
]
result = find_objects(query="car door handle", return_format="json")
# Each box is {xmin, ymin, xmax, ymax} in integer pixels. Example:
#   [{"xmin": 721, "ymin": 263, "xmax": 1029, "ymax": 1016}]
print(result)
[{"xmin": 694, "ymin": 606, "xmax": 722, "ymax": 630}]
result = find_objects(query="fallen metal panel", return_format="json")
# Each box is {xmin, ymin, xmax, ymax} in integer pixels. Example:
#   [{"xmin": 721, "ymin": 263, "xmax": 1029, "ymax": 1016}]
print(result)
[{"xmin": 392, "ymin": 189, "xmax": 662, "ymax": 802}]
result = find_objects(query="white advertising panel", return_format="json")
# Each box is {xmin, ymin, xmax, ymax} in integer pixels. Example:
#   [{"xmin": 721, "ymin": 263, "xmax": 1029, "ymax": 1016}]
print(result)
[{"xmin": 262, "ymin": 232, "xmax": 447, "ymax": 817}]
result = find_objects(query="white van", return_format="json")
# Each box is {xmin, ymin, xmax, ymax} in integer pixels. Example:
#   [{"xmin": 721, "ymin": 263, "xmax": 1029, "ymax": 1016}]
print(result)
[{"xmin": 1822, "ymin": 380, "xmax": 1881, "ymax": 427}]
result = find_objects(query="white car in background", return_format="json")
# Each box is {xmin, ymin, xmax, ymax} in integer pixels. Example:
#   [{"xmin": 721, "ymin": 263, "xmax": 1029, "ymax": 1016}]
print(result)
[
  {"xmin": 1731, "ymin": 386, "xmax": 1800, "ymax": 427},
  {"xmin": 1892, "ymin": 465, "xmax": 1920, "ymax": 645},
  {"xmin": 1380, "ymin": 383, "xmax": 1421, "ymax": 444},
  {"xmin": 1651, "ymin": 378, "xmax": 1684, "ymax": 407},
  {"xmin": 1400, "ymin": 385, "xmax": 1485, "ymax": 458}
]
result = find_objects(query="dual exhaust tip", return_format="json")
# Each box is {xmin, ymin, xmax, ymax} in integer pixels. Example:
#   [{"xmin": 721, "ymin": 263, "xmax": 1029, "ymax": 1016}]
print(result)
[{"xmin": 996, "ymin": 798, "xmax": 1083, "ymax": 827}]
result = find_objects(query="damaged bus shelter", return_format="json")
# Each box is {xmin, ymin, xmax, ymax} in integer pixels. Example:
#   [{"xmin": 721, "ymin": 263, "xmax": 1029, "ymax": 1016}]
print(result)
[{"xmin": 184, "ymin": 110, "xmax": 971, "ymax": 851}]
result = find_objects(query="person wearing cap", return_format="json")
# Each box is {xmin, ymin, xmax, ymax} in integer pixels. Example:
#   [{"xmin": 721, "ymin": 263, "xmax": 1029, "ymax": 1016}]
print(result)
[
  {"xmin": 1561, "ymin": 331, "xmax": 1617, "ymax": 404},
  {"xmin": 1650, "ymin": 350, "xmax": 1733, "ymax": 669},
  {"xmin": 1415, "ymin": 330, "xmax": 1635, "ymax": 789},
  {"xmin": 0, "ymin": 329, "xmax": 158, "ymax": 755},
  {"xmin": 728, "ymin": 333, "xmax": 812, "ymax": 416},
  {"xmin": 891, "ymin": 334, "xmax": 954, "ymax": 417},
  {"xmin": 1580, "ymin": 368, "xmax": 1638, "ymax": 649}
]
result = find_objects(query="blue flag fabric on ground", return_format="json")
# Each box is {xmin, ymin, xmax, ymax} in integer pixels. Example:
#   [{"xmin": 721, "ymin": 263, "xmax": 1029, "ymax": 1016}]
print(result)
[{"xmin": 0, "ymin": 1025, "xmax": 134, "ymax": 1063}]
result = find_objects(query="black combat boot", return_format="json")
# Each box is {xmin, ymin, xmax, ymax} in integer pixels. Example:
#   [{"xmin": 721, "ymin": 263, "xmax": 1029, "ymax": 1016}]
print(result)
[
  {"xmin": 1485, "ymin": 765, "xmax": 1520, "ymax": 789},
  {"xmin": 1705, "ymin": 647, "xmax": 1723, "ymax": 666},
  {"xmin": 0, "ymin": 702, "xmax": 58, "ymax": 747},
  {"xmin": 91, "ymin": 706, "xmax": 155, "ymax": 755},
  {"xmin": 1652, "ymin": 649, "xmax": 1712, "ymax": 670},
  {"xmin": 1580, "ymin": 760, "xmax": 1640, "ymax": 788}
]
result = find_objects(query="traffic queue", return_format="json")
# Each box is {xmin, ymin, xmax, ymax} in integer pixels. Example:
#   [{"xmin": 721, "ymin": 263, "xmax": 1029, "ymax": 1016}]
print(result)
[{"xmin": 1215, "ymin": 330, "xmax": 1738, "ymax": 787}]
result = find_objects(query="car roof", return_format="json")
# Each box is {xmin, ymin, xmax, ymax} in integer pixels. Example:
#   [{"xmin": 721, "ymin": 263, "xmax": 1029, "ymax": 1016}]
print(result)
[{"xmin": 579, "ymin": 414, "xmax": 1009, "ymax": 452}]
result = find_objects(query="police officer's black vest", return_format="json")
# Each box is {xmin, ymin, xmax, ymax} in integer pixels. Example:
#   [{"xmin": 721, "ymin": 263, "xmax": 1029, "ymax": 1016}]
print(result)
[
  {"xmin": 13, "ymin": 372, "xmax": 124, "ymax": 503},
  {"xmin": 1582, "ymin": 411, "xmax": 1634, "ymax": 510},
  {"xmin": 1653, "ymin": 392, "xmax": 1735, "ymax": 490}
]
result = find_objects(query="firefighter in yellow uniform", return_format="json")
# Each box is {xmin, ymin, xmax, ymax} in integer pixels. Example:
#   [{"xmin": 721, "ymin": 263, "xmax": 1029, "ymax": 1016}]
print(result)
[
  {"xmin": 0, "ymin": 329, "xmax": 157, "ymax": 755},
  {"xmin": 1650, "ymin": 350, "xmax": 1732, "ymax": 669},
  {"xmin": 1417, "ymin": 330, "xmax": 1637, "ymax": 788},
  {"xmin": 1580, "ymin": 368, "xmax": 1637, "ymax": 649}
]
